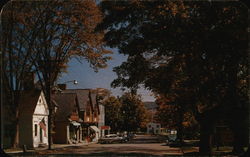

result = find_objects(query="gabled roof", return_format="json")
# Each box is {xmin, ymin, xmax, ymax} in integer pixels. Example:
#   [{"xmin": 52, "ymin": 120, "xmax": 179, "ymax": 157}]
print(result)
[
  {"xmin": 62, "ymin": 89, "xmax": 91, "ymax": 111},
  {"xmin": 90, "ymin": 92, "xmax": 97, "ymax": 107},
  {"xmin": 52, "ymin": 93, "xmax": 78, "ymax": 121},
  {"xmin": 19, "ymin": 90, "xmax": 44, "ymax": 116},
  {"xmin": 90, "ymin": 91, "xmax": 100, "ymax": 114}
]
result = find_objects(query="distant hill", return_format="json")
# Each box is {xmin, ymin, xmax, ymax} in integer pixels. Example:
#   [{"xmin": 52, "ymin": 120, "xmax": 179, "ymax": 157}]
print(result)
[{"xmin": 143, "ymin": 101, "xmax": 157, "ymax": 110}]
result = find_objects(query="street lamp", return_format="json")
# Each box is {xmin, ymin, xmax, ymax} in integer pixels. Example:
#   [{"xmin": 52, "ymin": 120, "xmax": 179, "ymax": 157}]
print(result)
[
  {"xmin": 62, "ymin": 80, "xmax": 78, "ymax": 85},
  {"xmin": 53, "ymin": 80, "xmax": 78, "ymax": 92}
]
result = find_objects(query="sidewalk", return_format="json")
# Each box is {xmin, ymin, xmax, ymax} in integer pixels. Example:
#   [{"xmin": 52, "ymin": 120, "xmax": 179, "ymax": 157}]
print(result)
[{"xmin": 5, "ymin": 141, "xmax": 97, "ymax": 155}]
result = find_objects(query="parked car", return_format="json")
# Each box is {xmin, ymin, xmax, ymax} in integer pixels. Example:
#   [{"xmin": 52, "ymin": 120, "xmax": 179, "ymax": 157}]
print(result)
[
  {"xmin": 128, "ymin": 133, "xmax": 136, "ymax": 139},
  {"xmin": 98, "ymin": 134, "xmax": 127, "ymax": 144},
  {"xmin": 166, "ymin": 132, "xmax": 177, "ymax": 145}
]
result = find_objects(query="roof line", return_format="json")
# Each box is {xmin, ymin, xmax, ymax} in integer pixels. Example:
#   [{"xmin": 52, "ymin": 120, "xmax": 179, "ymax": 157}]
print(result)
[{"xmin": 54, "ymin": 93, "xmax": 77, "ymax": 95}]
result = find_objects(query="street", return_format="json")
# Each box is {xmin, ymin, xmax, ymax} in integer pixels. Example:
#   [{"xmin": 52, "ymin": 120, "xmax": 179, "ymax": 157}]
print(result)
[{"xmin": 11, "ymin": 135, "xmax": 198, "ymax": 156}]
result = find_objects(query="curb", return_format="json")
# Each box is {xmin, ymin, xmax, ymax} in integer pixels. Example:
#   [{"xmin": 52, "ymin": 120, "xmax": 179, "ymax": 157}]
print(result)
[{"xmin": 5, "ymin": 141, "xmax": 98, "ymax": 154}]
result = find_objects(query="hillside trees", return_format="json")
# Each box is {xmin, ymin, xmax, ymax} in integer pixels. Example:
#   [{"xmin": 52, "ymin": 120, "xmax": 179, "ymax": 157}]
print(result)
[
  {"xmin": 1, "ymin": 0, "xmax": 111, "ymax": 148},
  {"xmin": 99, "ymin": 0, "xmax": 248, "ymax": 155}
]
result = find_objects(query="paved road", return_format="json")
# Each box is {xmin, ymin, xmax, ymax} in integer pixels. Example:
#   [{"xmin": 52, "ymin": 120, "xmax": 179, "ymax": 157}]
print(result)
[
  {"xmin": 36, "ymin": 135, "xmax": 197, "ymax": 156},
  {"xmin": 129, "ymin": 134, "xmax": 165, "ymax": 143},
  {"xmin": 8, "ymin": 135, "xmax": 198, "ymax": 156}
]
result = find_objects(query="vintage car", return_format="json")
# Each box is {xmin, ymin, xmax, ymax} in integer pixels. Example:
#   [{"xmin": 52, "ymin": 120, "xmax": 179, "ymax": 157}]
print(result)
[
  {"xmin": 98, "ymin": 134, "xmax": 127, "ymax": 144},
  {"xmin": 166, "ymin": 130, "xmax": 178, "ymax": 146}
]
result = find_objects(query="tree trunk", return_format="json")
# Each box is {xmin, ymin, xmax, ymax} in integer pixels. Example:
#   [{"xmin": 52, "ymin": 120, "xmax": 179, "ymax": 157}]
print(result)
[
  {"xmin": 232, "ymin": 130, "xmax": 245, "ymax": 155},
  {"xmin": 46, "ymin": 85, "xmax": 52, "ymax": 150},
  {"xmin": 229, "ymin": 108, "xmax": 246, "ymax": 155},
  {"xmin": 199, "ymin": 119, "xmax": 214, "ymax": 155},
  {"xmin": 177, "ymin": 107, "xmax": 184, "ymax": 144},
  {"xmin": 12, "ymin": 120, "xmax": 19, "ymax": 148},
  {"xmin": 12, "ymin": 92, "xmax": 20, "ymax": 148}
]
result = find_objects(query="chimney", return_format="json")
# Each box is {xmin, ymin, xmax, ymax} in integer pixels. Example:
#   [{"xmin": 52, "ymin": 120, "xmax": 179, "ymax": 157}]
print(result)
[
  {"xmin": 23, "ymin": 72, "xmax": 35, "ymax": 90},
  {"xmin": 57, "ymin": 84, "xmax": 67, "ymax": 90}
]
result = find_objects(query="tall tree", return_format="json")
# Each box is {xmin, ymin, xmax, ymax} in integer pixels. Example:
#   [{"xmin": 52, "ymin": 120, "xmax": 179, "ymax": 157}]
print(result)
[
  {"xmin": 0, "ymin": 0, "xmax": 10, "ymax": 151},
  {"xmin": 99, "ymin": 0, "xmax": 248, "ymax": 155},
  {"xmin": 119, "ymin": 92, "xmax": 149, "ymax": 132},
  {"xmin": 1, "ymin": 0, "xmax": 111, "ymax": 148},
  {"xmin": 104, "ymin": 93, "xmax": 149, "ymax": 133},
  {"xmin": 103, "ymin": 96, "xmax": 123, "ymax": 132}
]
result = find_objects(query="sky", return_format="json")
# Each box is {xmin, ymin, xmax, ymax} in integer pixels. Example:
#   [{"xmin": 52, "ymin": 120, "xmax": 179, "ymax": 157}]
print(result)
[{"xmin": 58, "ymin": 49, "xmax": 155, "ymax": 102}]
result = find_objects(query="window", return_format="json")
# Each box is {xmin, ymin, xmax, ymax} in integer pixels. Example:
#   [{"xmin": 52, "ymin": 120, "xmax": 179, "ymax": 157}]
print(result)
[
  {"xmin": 156, "ymin": 125, "xmax": 159, "ymax": 128},
  {"xmin": 148, "ymin": 125, "xmax": 151, "ymax": 128},
  {"xmin": 35, "ymin": 124, "xmax": 38, "ymax": 136}
]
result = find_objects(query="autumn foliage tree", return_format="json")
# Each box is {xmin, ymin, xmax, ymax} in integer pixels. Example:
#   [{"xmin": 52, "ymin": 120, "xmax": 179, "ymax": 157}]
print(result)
[
  {"xmin": 1, "ymin": 0, "xmax": 111, "ymax": 148},
  {"xmin": 99, "ymin": 0, "xmax": 248, "ymax": 155},
  {"xmin": 155, "ymin": 94, "xmax": 199, "ymax": 140},
  {"xmin": 103, "ymin": 93, "xmax": 149, "ymax": 133}
]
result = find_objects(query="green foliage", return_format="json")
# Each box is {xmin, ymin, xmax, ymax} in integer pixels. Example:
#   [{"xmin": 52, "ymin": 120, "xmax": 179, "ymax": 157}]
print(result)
[
  {"xmin": 119, "ymin": 93, "xmax": 149, "ymax": 132},
  {"xmin": 103, "ymin": 96, "xmax": 123, "ymax": 132},
  {"xmin": 103, "ymin": 93, "xmax": 149, "ymax": 133}
]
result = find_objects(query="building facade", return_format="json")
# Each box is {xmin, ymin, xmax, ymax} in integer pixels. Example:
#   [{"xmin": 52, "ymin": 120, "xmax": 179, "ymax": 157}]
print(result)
[
  {"xmin": 147, "ymin": 122, "xmax": 161, "ymax": 134},
  {"xmin": 19, "ymin": 90, "xmax": 49, "ymax": 148},
  {"xmin": 52, "ymin": 93, "xmax": 82, "ymax": 144}
]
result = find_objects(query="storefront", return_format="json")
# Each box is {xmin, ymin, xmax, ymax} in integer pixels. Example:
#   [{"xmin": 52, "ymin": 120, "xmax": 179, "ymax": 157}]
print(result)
[{"xmin": 89, "ymin": 126, "xmax": 100, "ymax": 142}]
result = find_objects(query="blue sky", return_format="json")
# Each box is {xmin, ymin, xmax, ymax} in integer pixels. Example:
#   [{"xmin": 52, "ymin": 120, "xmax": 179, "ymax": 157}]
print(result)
[{"xmin": 58, "ymin": 49, "xmax": 155, "ymax": 102}]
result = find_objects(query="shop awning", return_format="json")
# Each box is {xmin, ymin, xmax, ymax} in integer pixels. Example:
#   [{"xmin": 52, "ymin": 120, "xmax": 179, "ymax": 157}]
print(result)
[
  {"xmin": 101, "ymin": 126, "xmax": 111, "ymax": 130},
  {"xmin": 90, "ymin": 125, "xmax": 100, "ymax": 133},
  {"xmin": 71, "ymin": 121, "xmax": 81, "ymax": 126}
]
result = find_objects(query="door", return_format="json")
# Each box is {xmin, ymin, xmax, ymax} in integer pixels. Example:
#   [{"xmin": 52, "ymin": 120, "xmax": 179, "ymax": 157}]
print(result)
[{"xmin": 40, "ymin": 127, "xmax": 43, "ymax": 143}]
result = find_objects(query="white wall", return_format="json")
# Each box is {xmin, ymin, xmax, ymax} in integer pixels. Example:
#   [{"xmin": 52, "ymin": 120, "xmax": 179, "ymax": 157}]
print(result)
[
  {"xmin": 34, "ymin": 95, "xmax": 48, "ymax": 115},
  {"xmin": 98, "ymin": 105, "xmax": 105, "ymax": 137},
  {"xmin": 147, "ymin": 123, "xmax": 161, "ymax": 134},
  {"xmin": 32, "ymin": 115, "xmax": 48, "ymax": 147},
  {"xmin": 98, "ymin": 104, "xmax": 105, "ymax": 127},
  {"xmin": 32, "ymin": 93, "xmax": 49, "ymax": 147},
  {"xmin": 19, "ymin": 92, "xmax": 49, "ymax": 148}
]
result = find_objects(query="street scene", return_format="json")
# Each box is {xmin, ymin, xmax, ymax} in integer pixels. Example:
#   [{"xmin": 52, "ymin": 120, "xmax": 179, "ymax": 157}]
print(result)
[
  {"xmin": 0, "ymin": 0, "xmax": 249, "ymax": 157},
  {"xmin": 6, "ymin": 135, "xmax": 200, "ymax": 156},
  {"xmin": 25, "ymin": 135, "xmax": 197, "ymax": 156}
]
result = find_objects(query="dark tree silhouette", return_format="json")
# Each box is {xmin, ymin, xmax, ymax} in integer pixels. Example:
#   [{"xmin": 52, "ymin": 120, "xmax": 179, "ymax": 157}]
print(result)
[{"xmin": 99, "ymin": 0, "xmax": 248, "ymax": 155}]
